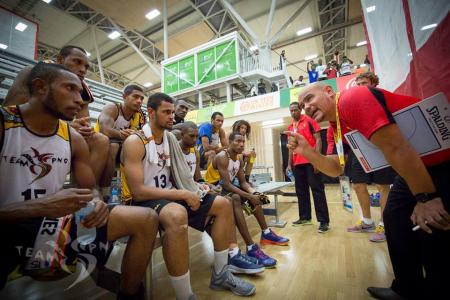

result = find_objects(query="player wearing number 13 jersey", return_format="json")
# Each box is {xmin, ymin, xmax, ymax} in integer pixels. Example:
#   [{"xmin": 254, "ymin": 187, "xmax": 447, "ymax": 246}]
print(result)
[{"xmin": 121, "ymin": 93, "xmax": 256, "ymax": 298}]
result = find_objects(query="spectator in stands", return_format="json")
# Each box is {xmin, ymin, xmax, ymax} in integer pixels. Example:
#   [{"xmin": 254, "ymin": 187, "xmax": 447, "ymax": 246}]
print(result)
[
  {"xmin": 231, "ymin": 120, "xmax": 256, "ymax": 182},
  {"xmin": 257, "ymin": 78, "xmax": 266, "ymax": 95},
  {"xmin": 307, "ymin": 61, "xmax": 318, "ymax": 84},
  {"xmin": 94, "ymin": 84, "xmax": 146, "ymax": 199},
  {"xmin": 293, "ymin": 75, "xmax": 306, "ymax": 87},
  {"xmin": 289, "ymin": 76, "xmax": 294, "ymax": 85},
  {"xmin": 279, "ymin": 50, "xmax": 286, "ymax": 70},
  {"xmin": 249, "ymin": 84, "xmax": 257, "ymax": 97},
  {"xmin": 345, "ymin": 72, "xmax": 396, "ymax": 242},
  {"xmin": 364, "ymin": 54, "xmax": 371, "ymax": 70},
  {"xmin": 196, "ymin": 112, "xmax": 228, "ymax": 170},
  {"xmin": 204, "ymin": 132, "xmax": 289, "ymax": 268},
  {"xmin": 289, "ymin": 82, "xmax": 450, "ymax": 300},
  {"xmin": 286, "ymin": 102, "xmax": 330, "ymax": 233},
  {"xmin": 324, "ymin": 62, "xmax": 338, "ymax": 79},
  {"xmin": 0, "ymin": 63, "xmax": 159, "ymax": 300},
  {"xmin": 174, "ymin": 99, "xmax": 189, "ymax": 125},
  {"xmin": 339, "ymin": 55, "xmax": 353, "ymax": 76},
  {"xmin": 121, "ymin": 93, "xmax": 256, "ymax": 298},
  {"xmin": 3, "ymin": 45, "xmax": 110, "ymax": 189},
  {"xmin": 315, "ymin": 59, "xmax": 328, "ymax": 81},
  {"xmin": 271, "ymin": 82, "xmax": 278, "ymax": 92}
]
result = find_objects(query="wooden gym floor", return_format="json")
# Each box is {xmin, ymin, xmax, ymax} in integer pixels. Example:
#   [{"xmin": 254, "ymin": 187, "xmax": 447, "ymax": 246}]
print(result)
[{"xmin": 0, "ymin": 184, "xmax": 393, "ymax": 300}]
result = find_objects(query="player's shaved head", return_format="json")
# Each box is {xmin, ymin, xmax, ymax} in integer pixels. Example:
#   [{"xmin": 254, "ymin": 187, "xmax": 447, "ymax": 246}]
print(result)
[
  {"xmin": 299, "ymin": 82, "xmax": 329, "ymax": 97},
  {"xmin": 298, "ymin": 82, "xmax": 336, "ymax": 122}
]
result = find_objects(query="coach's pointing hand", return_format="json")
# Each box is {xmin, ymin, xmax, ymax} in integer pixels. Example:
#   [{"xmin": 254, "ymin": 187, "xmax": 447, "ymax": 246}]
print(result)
[{"xmin": 284, "ymin": 131, "xmax": 314, "ymax": 156}]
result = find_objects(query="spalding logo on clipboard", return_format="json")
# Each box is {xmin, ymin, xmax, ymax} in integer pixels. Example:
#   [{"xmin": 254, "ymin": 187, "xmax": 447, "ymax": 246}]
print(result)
[{"xmin": 344, "ymin": 92, "xmax": 450, "ymax": 173}]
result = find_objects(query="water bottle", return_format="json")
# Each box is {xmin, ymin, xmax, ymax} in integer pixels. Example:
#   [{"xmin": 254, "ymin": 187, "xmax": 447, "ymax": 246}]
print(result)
[
  {"xmin": 75, "ymin": 201, "xmax": 96, "ymax": 245},
  {"xmin": 111, "ymin": 185, "xmax": 120, "ymax": 204},
  {"xmin": 249, "ymin": 148, "xmax": 256, "ymax": 164},
  {"xmin": 287, "ymin": 170, "xmax": 295, "ymax": 182}
]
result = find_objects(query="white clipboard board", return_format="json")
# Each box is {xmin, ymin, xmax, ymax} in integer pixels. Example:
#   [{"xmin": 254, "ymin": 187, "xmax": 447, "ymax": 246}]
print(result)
[{"xmin": 344, "ymin": 92, "xmax": 450, "ymax": 173}]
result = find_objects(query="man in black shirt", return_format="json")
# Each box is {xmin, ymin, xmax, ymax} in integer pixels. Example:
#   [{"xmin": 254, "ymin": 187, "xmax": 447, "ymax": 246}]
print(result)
[{"xmin": 174, "ymin": 99, "xmax": 189, "ymax": 125}]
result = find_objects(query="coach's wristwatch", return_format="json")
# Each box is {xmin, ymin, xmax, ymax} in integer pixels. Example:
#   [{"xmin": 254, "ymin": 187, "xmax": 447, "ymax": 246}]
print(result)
[{"xmin": 414, "ymin": 192, "xmax": 440, "ymax": 203}]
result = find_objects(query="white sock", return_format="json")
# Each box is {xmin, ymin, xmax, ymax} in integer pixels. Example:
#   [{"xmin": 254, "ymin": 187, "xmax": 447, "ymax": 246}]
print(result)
[
  {"xmin": 362, "ymin": 217, "xmax": 373, "ymax": 225},
  {"xmin": 169, "ymin": 271, "xmax": 193, "ymax": 300},
  {"xmin": 214, "ymin": 249, "xmax": 228, "ymax": 274},
  {"xmin": 263, "ymin": 228, "xmax": 271, "ymax": 234},
  {"xmin": 247, "ymin": 243, "xmax": 256, "ymax": 251},
  {"xmin": 228, "ymin": 247, "xmax": 239, "ymax": 258},
  {"xmin": 379, "ymin": 221, "xmax": 384, "ymax": 227}
]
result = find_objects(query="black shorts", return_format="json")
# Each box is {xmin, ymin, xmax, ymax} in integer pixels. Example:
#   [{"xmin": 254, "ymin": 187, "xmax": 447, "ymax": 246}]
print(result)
[
  {"xmin": 349, "ymin": 150, "xmax": 397, "ymax": 184},
  {"xmin": 131, "ymin": 193, "xmax": 216, "ymax": 232},
  {"xmin": 0, "ymin": 209, "xmax": 115, "ymax": 289}
]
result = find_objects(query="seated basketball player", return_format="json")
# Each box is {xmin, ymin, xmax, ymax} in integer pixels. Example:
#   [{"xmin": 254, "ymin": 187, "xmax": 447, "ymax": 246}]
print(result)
[
  {"xmin": 196, "ymin": 112, "xmax": 228, "ymax": 170},
  {"xmin": 178, "ymin": 121, "xmax": 265, "ymax": 274},
  {"xmin": 231, "ymin": 120, "xmax": 256, "ymax": 182},
  {"xmin": 205, "ymin": 133, "xmax": 290, "ymax": 268},
  {"xmin": 3, "ymin": 45, "xmax": 110, "ymax": 189},
  {"xmin": 94, "ymin": 84, "xmax": 146, "ymax": 198},
  {"xmin": 0, "ymin": 63, "xmax": 158, "ymax": 300},
  {"xmin": 120, "ymin": 93, "xmax": 256, "ymax": 299}
]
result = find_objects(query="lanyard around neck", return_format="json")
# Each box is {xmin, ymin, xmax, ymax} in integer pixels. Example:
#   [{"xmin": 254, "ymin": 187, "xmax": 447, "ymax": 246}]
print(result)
[{"xmin": 333, "ymin": 92, "xmax": 345, "ymax": 167}]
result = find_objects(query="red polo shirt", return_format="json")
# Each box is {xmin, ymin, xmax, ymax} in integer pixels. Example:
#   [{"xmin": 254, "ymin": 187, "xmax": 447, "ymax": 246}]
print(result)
[
  {"xmin": 326, "ymin": 126, "xmax": 335, "ymax": 155},
  {"xmin": 329, "ymin": 86, "xmax": 450, "ymax": 166},
  {"xmin": 288, "ymin": 115, "xmax": 321, "ymax": 166}
]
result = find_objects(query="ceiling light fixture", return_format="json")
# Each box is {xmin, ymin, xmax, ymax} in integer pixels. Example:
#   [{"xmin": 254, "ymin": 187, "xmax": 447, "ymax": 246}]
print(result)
[
  {"xmin": 42, "ymin": 0, "xmax": 52, "ymax": 3},
  {"xmin": 0, "ymin": 43, "xmax": 8, "ymax": 50},
  {"xmin": 366, "ymin": 6, "xmax": 376, "ymax": 13},
  {"xmin": 305, "ymin": 54, "xmax": 318, "ymax": 60},
  {"xmin": 296, "ymin": 27, "xmax": 312, "ymax": 36},
  {"xmin": 15, "ymin": 22, "xmax": 28, "ymax": 32},
  {"xmin": 145, "ymin": 9, "xmax": 161, "ymax": 20},
  {"xmin": 356, "ymin": 40, "xmax": 367, "ymax": 47},
  {"xmin": 144, "ymin": 82, "xmax": 153, "ymax": 87},
  {"xmin": 108, "ymin": 31, "xmax": 121, "ymax": 40},
  {"xmin": 421, "ymin": 23, "xmax": 437, "ymax": 31}
]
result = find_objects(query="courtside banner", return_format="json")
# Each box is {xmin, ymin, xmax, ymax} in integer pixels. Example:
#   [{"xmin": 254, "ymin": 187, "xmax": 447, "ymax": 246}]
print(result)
[
  {"xmin": 233, "ymin": 92, "xmax": 280, "ymax": 116},
  {"xmin": 344, "ymin": 92, "xmax": 450, "ymax": 173}
]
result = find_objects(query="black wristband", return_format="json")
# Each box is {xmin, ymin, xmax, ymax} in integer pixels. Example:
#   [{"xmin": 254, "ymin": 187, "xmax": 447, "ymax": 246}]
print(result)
[{"xmin": 414, "ymin": 192, "xmax": 440, "ymax": 203}]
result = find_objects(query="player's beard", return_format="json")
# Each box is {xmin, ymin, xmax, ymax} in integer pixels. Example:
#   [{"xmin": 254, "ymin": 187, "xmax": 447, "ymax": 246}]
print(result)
[
  {"xmin": 156, "ymin": 115, "xmax": 173, "ymax": 130},
  {"xmin": 43, "ymin": 87, "xmax": 73, "ymax": 121}
]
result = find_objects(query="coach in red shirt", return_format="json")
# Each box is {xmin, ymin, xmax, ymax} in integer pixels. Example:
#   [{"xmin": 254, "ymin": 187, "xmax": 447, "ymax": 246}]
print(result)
[
  {"xmin": 287, "ymin": 83, "xmax": 450, "ymax": 300},
  {"xmin": 286, "ymin": 102, "xmax": 330, "ymax": 233}
]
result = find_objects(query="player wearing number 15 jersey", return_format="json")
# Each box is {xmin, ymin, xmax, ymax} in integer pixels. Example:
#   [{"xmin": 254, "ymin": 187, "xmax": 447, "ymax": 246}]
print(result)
[
  {"xmin": 0, "ymin": 63, "xmax": 158, "ymax": 299},
  {"xmin": 121, "ymin": 92, "xmax": 256, "ymax": 298}
]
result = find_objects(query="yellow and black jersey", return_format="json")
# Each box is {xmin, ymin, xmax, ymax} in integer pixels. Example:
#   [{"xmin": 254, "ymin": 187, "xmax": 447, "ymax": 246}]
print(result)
[
  {"xmin": 94, "ymin": 103, "xmax": 145, "ymax": 133},
  {"xmin": 0, "ymin": 106, "xmax": 71, "ymax": 205}
]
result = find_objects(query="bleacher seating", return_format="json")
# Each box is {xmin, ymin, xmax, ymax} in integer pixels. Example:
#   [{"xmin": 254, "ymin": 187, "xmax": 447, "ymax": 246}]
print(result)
[{"xmin": 0, "ymin": 50, "xmax": 146, "ymax": 123}]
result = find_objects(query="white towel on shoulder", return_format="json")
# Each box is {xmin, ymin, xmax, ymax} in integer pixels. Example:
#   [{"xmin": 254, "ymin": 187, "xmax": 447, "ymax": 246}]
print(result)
[{"xmin": 142, "ymin": 123, "xmax": 171, "ymax": 167}]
